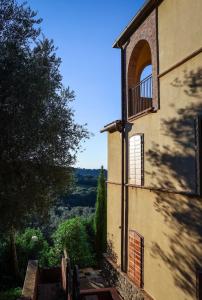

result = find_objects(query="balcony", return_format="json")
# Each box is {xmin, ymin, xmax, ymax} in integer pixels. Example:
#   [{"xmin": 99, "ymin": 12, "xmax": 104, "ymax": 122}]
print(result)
[{"xmin": 128, "ymin": 74, "xmax": 152, "ymax": 118}]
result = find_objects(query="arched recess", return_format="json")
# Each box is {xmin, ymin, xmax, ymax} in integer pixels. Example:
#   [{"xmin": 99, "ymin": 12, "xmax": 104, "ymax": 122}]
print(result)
[
  {"xmin": 128, "ymin": 40, "xmax": 153, "ymax": 117},
  {"xmin": 128, "ymin": 39, "xmax": 152, "ymax": 88}
]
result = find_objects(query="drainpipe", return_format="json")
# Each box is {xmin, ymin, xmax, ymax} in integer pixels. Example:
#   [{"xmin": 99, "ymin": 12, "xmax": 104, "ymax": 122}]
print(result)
[
  {"xmin": 120, "ymin": 45, "xmax": 126, "ymax": 272},
  {"xmin": 120, "ymin": 40, "xmax": 130, "ymax": 273}
]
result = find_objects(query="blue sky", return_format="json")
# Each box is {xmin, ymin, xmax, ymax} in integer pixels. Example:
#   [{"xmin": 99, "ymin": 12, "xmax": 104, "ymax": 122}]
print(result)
[{"xmin": 23, "ymin": 0, "xmax": 145, "ymax": 169}]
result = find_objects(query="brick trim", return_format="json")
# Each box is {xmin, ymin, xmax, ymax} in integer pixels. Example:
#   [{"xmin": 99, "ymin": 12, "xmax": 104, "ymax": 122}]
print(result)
[{"xmin": 126, "ymin": 9, "xmax": 159, "ymax": 119}]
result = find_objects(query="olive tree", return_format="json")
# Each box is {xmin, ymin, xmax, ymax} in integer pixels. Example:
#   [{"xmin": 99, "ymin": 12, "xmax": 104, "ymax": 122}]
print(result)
[{"xmin": 0, "ymin": 0, "xmax": 89, "ymax": 278}]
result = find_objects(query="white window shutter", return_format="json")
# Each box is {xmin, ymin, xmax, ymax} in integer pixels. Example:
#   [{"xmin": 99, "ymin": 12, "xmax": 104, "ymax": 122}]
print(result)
[{"xmin": 129, "ymin": 134, "xmax": 144, "ymax": 185}]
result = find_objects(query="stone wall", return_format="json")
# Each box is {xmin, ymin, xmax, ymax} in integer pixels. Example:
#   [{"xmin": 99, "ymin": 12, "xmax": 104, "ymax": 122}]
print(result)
[
  {"xmin": 19, "ymin": 260, "xmax": 39, "ymax": 300},
  {"xmin": 102, "ymin": 256, "xmax": 152, "ymax": 300}
]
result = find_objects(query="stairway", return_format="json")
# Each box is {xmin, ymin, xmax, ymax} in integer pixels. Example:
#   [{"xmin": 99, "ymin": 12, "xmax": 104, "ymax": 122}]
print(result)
[
  {"xmin": 18, "ymin": 257, "xmax": 122, "ymax": 300},
  {"xmin": 38, "ymin": 283, "xmax": 65, "ymax": 300}
]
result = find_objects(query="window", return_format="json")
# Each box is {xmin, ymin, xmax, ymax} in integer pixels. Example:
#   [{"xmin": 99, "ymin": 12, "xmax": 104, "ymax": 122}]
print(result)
[
  {"xmin": 129, "ymin": 134, "xmax": 144, "ymax": 186},
  {"xmin": 128, "ymin": 230, "xmax": 144, "ymax": 288},
  {"xmin": 139, "ymin": 64, "xmax": 152, "ymax": 99},
  {"xmin": 140, "ymin": 64, "xmax": 152, "ymax": 82}
]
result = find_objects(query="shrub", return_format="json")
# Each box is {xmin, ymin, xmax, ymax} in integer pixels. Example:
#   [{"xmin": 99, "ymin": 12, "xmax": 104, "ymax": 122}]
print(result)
[
  {"xmin": 16, "ymin": 228, "xmax": 51, "ymax": 271},
  {"xmin": 53, "ymin": 217, "xmax": 95, "ymax": 267},
  {"xmin": 81, "ymin": 215, "xmax": 96, "ymax": 252},
  {"xmin": 0, "ymin": 287, "xmax": 22, "ymax": 300}
]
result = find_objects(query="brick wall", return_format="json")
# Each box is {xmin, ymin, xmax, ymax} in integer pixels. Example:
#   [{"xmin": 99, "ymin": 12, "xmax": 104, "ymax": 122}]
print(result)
[
  {"xmin": 126, "ymin": 9, "xmax": 159, "ymax": 112},
  {"xmin": 128, "ymin": 230, "xmax": 144, "ymax": 288}
]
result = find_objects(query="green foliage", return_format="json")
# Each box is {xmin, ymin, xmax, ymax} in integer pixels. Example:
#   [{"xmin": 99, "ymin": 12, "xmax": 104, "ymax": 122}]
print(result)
[
  {"xmin": 45, "ymin": 206, "xmax": 95, "ymax": 236},
  {"xmin": 53, "ymin": 217, "xmax": 95, "ymax": 267},
  {"xmin": 62, "ymin": 189, "xmax": 96, "ymax": 208},
  {"xmin": 0, "ymin": 0, "xmax": 89, "ymax": 281},
  {"xmin": 0, "ymin": 235, "xmax": 13, "ymax": 290},
  {"xmin": 16, "ymin": 228, "xmax": 51, "ymax": 270},
  {"xmin": 94, "ymin": 166, "xmax": 107, "ymax": 259},
  {"xmin": 0, "ymin": 287, "xmax": 22, "ymax": 300},
  {"xmin": 82, "ymin": 215, "xmax": 96, "ymax": 255},
  {"xmin": 0, "ymin": 167, "xmax": 105, "ymax": 290},
  {"xmin": 75, "ymin": 168, "xmax": 107, "ymax": 178},
  {"xmin": 0, "ymin": 0, "xmax": 89, "ymax": 233},
  {"xmin": 60, "ymin": 168, "xmax": 103, "ymax": 209}
]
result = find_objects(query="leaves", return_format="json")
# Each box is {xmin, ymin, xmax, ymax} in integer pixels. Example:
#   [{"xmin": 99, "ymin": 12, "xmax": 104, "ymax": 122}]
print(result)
[
  {"xmin": 16, "ymin": 227, "xmax": 50, "ymax": 268},
  {"xmin": 0, "ymin": 287, "xmax": 22, "ymax": 300},
  {"xmin": 0, "ymin": 0, "xmax": 89, "ymax": 232},
  {"xmin": 53, "ymin": 217, "xmax": 95, "ymax": 267}
]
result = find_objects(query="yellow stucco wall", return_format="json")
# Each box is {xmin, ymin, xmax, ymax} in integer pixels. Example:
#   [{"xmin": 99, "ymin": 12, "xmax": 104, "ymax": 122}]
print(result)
[
  {"xmin": 107, "ymin": 183, "xmax": 122, "ymax": 266},
  {"xmin": 128, "ymin": 187, "xmax": 202, "ymax": 300},
  {"xmin": 106, "ymin": 1, "xmax": 202, "ymax": 299},
  {"xmin": 126, "ymin": 52, "xmax": 202, "ymax": 300},
  {"xmin": 158, "ymin": 0, "xmax": 202, "ymax": 73},
  {"xmin": 107, "ymin": 132, "xmax": 122, "ymax": 266},
  {"xmin": 129, "ymin": 52, "xmax": 202, "ymax": 193},
  {"xmin": 108, "ymin": 131, "xmax": 122, "ymax": 183}
]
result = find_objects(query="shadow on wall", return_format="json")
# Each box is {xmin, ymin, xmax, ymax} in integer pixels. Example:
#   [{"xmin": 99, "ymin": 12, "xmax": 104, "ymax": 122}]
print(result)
[
  {"xmin": 107, "ymin": 238, "xmax": 118, "ymax": 265},
  {"xmin": 146, "ymin": 68, "xmax": 202, "ymax": 297}
]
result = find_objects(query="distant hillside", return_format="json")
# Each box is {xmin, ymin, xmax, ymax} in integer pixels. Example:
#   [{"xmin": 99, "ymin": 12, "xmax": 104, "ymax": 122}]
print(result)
[
  {"xmin": 61, "ymin": 168, "xmax": 107, "ymax": 208},
  {"xmin": 73, "ymin": 168, "xmax": 107, "ymax": 188},
  {"xmin": 74, "ymin": 168, "xmax": 107, "ymax": 178},
  {"xmin": 34, "ymin": 168, "xmax": 107, "ymax": 237}
]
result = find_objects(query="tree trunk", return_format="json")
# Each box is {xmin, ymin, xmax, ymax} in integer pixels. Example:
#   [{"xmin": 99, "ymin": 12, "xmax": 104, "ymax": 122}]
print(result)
[{"xmin": 10, "ymin": 226, "xmax": 20, "ymax": 280}]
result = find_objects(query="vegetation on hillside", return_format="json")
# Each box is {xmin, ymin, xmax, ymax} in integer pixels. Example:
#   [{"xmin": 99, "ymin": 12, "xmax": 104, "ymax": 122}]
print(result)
[
  {"xmin": 0, "ymin": 0, "xmax": 89, "ymax": 280},
  {"xmin": 0, "ymin": 1, "xmax": 108, "ymax": 299},
  {"xmin": 31, "ymin": 168, "xmax": 100, "ymax": 238},
  {"xmin": 0, "ymin": 167, "xmax": 107, "ymax": 296}
]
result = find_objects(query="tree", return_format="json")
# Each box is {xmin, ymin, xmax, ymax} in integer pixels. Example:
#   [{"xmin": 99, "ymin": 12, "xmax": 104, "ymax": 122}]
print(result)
[
  {"xmin": 53, "ymin": 217, "xmax": 95, "ymax": 267},
  {"xmin": 94, "ymin": 166, "xmax": 107, "ymax": 260},
  {"xmin": 0, "ymin": 0, "xmax": 89, "ymax": 278}
]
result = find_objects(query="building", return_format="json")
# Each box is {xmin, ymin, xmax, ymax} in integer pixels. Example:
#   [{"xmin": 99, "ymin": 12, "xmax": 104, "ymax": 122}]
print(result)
[{"xmin": 101, "ymin": 0, "xmax": 202, "ymax": 299}]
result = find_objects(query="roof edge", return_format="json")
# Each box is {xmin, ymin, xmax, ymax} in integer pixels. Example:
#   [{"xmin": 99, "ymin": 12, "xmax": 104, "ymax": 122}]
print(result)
[{"xmin": 100, "ymin": 120, "xmax": 122, "ymax": 133}]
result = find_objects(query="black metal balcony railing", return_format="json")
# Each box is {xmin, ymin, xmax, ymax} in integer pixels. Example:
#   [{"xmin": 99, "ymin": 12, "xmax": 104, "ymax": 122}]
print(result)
[{"xmin": 128, "ymin": 74, "xmax": 152, "ymax": 117}]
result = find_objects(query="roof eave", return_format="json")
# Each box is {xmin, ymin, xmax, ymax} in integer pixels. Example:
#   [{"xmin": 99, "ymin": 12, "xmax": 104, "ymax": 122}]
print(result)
[{"xmin": 100, "ymin": 120, "xmax": 123, "ymax": 133}]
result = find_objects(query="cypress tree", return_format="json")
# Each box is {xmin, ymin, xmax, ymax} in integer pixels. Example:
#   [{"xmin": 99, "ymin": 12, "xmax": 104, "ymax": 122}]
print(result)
[{"xmin": 94, "ymin": 166, "xmax": 107, "ymax": 260}]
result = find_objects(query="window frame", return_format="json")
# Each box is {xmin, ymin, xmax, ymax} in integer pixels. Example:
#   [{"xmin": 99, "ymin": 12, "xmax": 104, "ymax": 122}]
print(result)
[{"xmin": 128, "ymin": 133, "xmax": 144, "ymax": 186}]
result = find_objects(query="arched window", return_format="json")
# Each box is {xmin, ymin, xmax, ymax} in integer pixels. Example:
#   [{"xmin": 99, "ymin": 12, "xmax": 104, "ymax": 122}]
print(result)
[
  {"xmin": 140, "ymin": 64, "xmax": 152, "ymax": 81},
  {"xmin": 139, "ymin": 64, "xmax": 152, "ymax": 99},
  {"xmin": 128, "ymin": 40, "xmax": 153, "ymax": 117}
]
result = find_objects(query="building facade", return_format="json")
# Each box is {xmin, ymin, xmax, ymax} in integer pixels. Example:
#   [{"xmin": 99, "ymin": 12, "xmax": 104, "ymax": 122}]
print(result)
[{"xmin": 101, "ymin": 0, "xmax": 202, "ymax": 299}]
